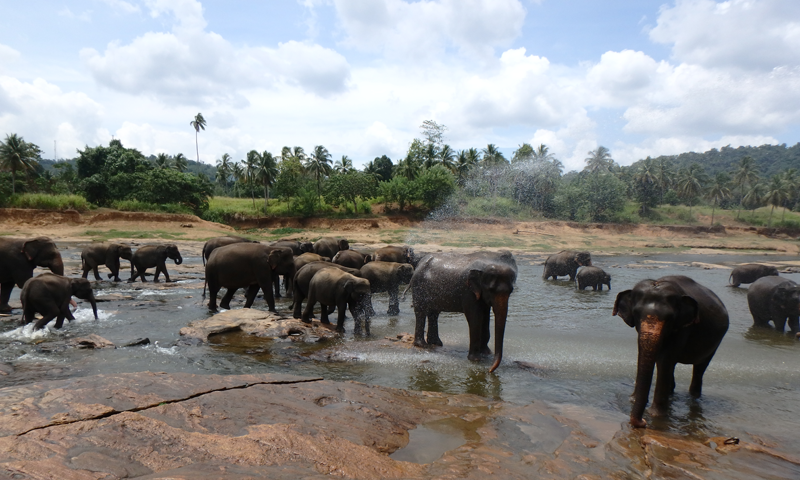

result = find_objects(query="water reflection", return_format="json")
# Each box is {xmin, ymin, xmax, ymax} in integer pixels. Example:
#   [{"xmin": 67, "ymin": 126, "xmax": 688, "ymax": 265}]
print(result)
[{"xmin": 743, "ymin": 326, "xmax": 799, "ymax": 347}]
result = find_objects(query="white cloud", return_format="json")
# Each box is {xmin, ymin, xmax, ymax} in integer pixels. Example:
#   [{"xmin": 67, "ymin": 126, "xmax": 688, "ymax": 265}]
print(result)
[
  {"xmin": 59, "ymin": 7, "xmax": 92, "ymax": 22},
  {"xmin": 81, "ymin": 0, "xmax": 351, "ymax": 104},
  {"xmin": 650, "ymin": 0, "xmax": 800, "ymax": 71},
  {"xmin": 334, "ymin": 0, "xmax": 526, "ymax": 60},
  {"xmin": 587, "ymin": 50, "xmax": 665, "ymax": 107},
  {"xmin": 102, "ymin": 0, "xmax": 141, "ymax": 14}
]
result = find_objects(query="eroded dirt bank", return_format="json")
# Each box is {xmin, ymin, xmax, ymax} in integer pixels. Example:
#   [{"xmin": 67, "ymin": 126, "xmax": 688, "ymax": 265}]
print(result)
[{"xmin": 1, "ymin": 371, "xmax": 798, "ymax": 479}]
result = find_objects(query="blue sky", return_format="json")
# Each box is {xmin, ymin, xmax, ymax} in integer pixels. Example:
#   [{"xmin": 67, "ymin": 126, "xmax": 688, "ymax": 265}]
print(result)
[{"xmin": 1, "ymin": 0, "xmax": 799, "ymax": 171}]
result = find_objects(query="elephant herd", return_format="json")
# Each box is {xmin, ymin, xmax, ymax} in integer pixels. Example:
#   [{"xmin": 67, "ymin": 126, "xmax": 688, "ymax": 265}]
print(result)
[{"xmin": 1, "ymin": 236, "xmax": 798, "ymax": 428}]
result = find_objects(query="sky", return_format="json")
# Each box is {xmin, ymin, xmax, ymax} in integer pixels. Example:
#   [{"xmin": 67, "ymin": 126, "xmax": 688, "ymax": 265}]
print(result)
[{"xmin": 1, "ymin": 0, "xmax": 800, "ymax": 172}]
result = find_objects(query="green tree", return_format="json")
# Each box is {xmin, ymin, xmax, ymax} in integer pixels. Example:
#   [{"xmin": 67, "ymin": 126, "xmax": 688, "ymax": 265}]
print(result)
[
  {"xmin": 466, "ymin": 147, "xmax": 481, "ymax": 165},
  {"xmin": 438, "ymin": 144, "xmax": 456, "ymax": 173},
  {"xmin": 414, "ymin": 165, "xmax": 456, "ymax": 209},
  {"xmin": 379, "ymin": 176, "xmax": 414, "ymax": 212},
  {"xmin": 0, "ymin": 134, "xmax": 41, "ymax": 194},
  {"xmin": 216, "ymin": 153, "xmax": 233, "ymax": 193},
  {"xmin": 420, "ymin": 119, "xmax": 447, "ymax": 148},
  {"xmin": 257, "ymin": 151, "xmax": 278, "ymax": 208},
  {"xmin": 742, "ymin": 182, "xmax": 766, "ymax": 219},
  {"xmin": 732, "ymin": 156, "xmax": 760, "ymax": 219},
  {"xmin": 245, "ymin": 150, "xmax": 262, "ymax": 208},
  {"xmin": 274, "ymin": 155, "xmax": 307, "ymax": 210},
  {"xmin": 305, "ymin": 145, "xmax": 332, "ymax": 205},
  {"xmin": 396, "ymin": 153, "xmax": 421, "ymax": 180},
  {"xmin": 366, "ymin": 155, "xmax": 393, "ymax": 181},
  {"xmin": 173, "ymin": 153, "xmax": 188, "ymax": 172},
  {"xmin": 189, "ymin": 113, "xmax": 206, "ymax": 163},
  {"xmin": 511, "ymin": 143, "xmax": 535, "ymax": 163},
  {"xmin": 231, "ymin": 161, "xmax": 245, "ymax": 198},
  {"xmin": 582, "ymin": 173, "xmax": 628, "ymax": 222},
  {"xmin": 334, "ymin": 155, "xmax": 354, "ymax": 174},
  {"xmin": 584, "ymin": 146, "xmax": 614, "ymax": 174},
  {"xmin": 325, "ymin": 171, "xmax": 377, "ymax": 213},
  {"xmin": 634, "ymin": 158, "xmax": 659, "ymax": 215},
  {"xmin": 454, "ymin": 149, "xmax": 476, "ymax": 186},
  {"xmin": 676, "ymin": 163, "xmax": 708, "ymax": 214},
  {"xmin": 764, "ymin": 174, "xmax": 789, "ymax": 227},
  {"xmin": 706, "ymin": 172, "xmax": 731, "ymax": 226},
  {"xmin": 481, "ymin": 144, "xmax": 507, "ymax": 166},
  {"xmin": 154, "ymin": 153, "xmax": 171, "ymax": 169}
]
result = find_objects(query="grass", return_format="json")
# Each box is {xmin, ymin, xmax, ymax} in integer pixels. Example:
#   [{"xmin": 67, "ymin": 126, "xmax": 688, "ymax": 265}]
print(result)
[
  {"xmin": 111, "ymin": 200, "xmax": 193, "ymax": 215},
  {"xmin": 6, "ymin": 193, "xmax": 90, "ymax": 212},
  {"xmin": 84, "ymin": 229, "xmax": 187, "ymax": 242}
]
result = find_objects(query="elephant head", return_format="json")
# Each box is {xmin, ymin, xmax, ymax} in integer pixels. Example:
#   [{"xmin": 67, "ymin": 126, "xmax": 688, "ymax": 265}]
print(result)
[
  {"xmin": 338, "ymin": 239, "xmax": 350, "ymax": 251},
  {"xmin": 268, "ymin": 248, "xmax": 296, "ymax": 276},
  {"xmin": 21, "ymin": 237, "xmax": 64, "ymax": 276},
  {"xmin": 162, "ymin": 244, "xmax": 183, "ymax": 265},
  {"xmin": 773, "ymin": 280, "xmax": 800, "ymax": 314},
  {"xmin": 575, "ymin": 251, "xmax": 592, "ymax": 267},
  {"xmin": 107, "ymin": 244, "xmax": 133, "ymax": 265},
  {"xmin": 299, "ymin": 242, "xmax": 314, "ymax": 253},
  {"xmin": 345, "ymin": 276, "xmax": 373, "ymax": 321},
  {"xmin": 468, "ymin": 262, "xmax": 517, "ymax": 373},
  {"xmin": 397, "ymin": 263, "xmax": 414, "ymax": 284},
  {"xmin": 70, "ymin": 278, "xmax": 98, "ymax": 320},
  {"xmin": 613, "ymin": 279, "xmax": 699, "ymax": 427}
]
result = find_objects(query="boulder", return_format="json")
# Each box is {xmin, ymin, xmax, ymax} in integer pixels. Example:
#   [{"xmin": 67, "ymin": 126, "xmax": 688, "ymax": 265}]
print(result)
[{"xmin": 180, "ymin": 309, "xmax": 338, "ymax": 343}]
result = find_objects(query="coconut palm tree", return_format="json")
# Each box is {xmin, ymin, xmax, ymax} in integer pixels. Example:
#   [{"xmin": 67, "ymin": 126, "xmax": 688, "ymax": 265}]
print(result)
[
  {"xmin": 706, "ymin": 172, "xmax": 732, "ymax": 226},
  {"xmin": 154, "ymin": 153, "xmax": 171, "ymax": 169},
  {"xmin": 334, "ymin": 155, "xmax": 354, "ymax": 174},
  {"xmin": 732, "ymin": 156, "xmax": 759, "ymax": 220},
  {"xmin": 466, "ymin": 147, "xmax": 481, "ymax": 166},
  {"xmin": 533, "ymin": 144, "xmax": 555, "ymax": 162},
  {"xmin": 454, "ymin": 150, "xmax": 473, "ymax": 186},
  {"xmin": 781, "ymin": 168, "xmax": 799, "ymax": 219},
  {"xmin": 231, "ymin": 162, "xmax": 245, "ymax": 198},
  {"xmin": 421, "ymin": 143, "xmax": 438, "ymax": 169},
  {"xmin": 245, "ymin": 151, "xmax": 262, "ymax": 208},
  {"xmin": 634, "ymin": 158, "xmax": 659, "ymax": 214},
  {"xmin": 305, "ymin": 145, "xmax": 332, "ymax": 205},
  {"xmin": 216, "ymin": 153, "xmax": 233, "ymax": 193},
  {"xmin": 676, "ymin": 164, "xmax": 708, "ymax": 215},
  {"xmin": 481, "ymin": 144, "xmax": 507, "ymax": 166},
  {"xmin": 189, "ymin": 113, "xmax": 206, "ymax": 163},
  {"xmin": 257, "ymin": 151, "xmax": 278, "ymax": 208},
  {"xmin": 397, "ymin": 153, "xmax": 420, "ymax": 181},
  {"xmin": 584, "ymin": 146, "xmax": 613, "ymax": 174},
  {"xmin": 764, "ymin": 174, "xmax": 789, "ymax": 227},
  {"xmin": 173, "ymin": 153, "xmax": 188, "ymax": 172},
  {"xmin": 438, "ymin": 144, "xmax": 456, "ymax": 173},
  {"xmin": 742, "ymin": 182, "xmax": 766, "ymax": 220},
  {"xmin": 0, "ymin": 134, "xmax": 40, "ymax": 194},
  {"xmin": 655, "ymin": 157, "xmax": 674, "ymax": 205}
]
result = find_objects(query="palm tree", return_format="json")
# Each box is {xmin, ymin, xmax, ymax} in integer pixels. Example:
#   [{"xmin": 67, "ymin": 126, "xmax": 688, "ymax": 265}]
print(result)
[
  {"xmin": 655, "ymin": 157, "xmax": 674, "ymax": 205},
  {"xmin": 481, "ymin": 144, "xmax": 507, "ymax": 166},
  {"xmin": 466, "ymin": 147, "xmax": 481, "ymax": 166},
  {"xmin": 0, "ymin": 134, "xmax": 40, "ymax": 194},
  {"xmin": 216, "ymin": 153, "xmax": 233, "ymax": 193},
  {"xmin": 438, "ymin": 144, "xmax": 456, "ymax": 173},
  {"xmin": 397, "ymin": 153, "xmax": 420, "ymax": 180},
  {"xmin": 781, "ymin": 168, "xmax": 799, "ymax": 220},
  {"xmin": 422, "ymin": 143, "xmax": 438, "ymax": 169},
  {"xmin": 334, "ymin": 155, "xmax": 354, "ymax": 174},
  {"xmin": 533, "ymin": 144, "xmax": 555, "ymax": 162},
  {"xmin": 245, "ymin": 151, "xmax": 261, "ymax": 208},
  {"xmin": 764, "ymin": 174, "xmax": 789, "ymax": 227},
  {"xmin": 189, "ymin": 113, "xmax": 206, "ymax": 163},
  {"xmin": 732, "ymin": 156, "xmax": 759, "ymax": 220},
  {"xmin": 676, "ymin": 164, "xmax": 708, "ymax": 215},
  {"xmin": 634, "ymin": 158, "xmax": 658, "ymax": 214},
  {"xmin": 173, "ymin": 153, "xmax": 188, "ymax": 172},
  {"xmin": 454, "ymin": 150, "xmax": 472, "ymax": 186},
  {"xmin": 231, "ymin": 162, "xmax": 245, "ymax": 198},
  {"xmin": 305, "ymin": 145, "xmax": 332, "ymax": 205},
  {"xmin": 706, "ymin": 173, "xmax": 732, "ymax": 226},
  {"xmin": 155, "ymin": 153, "xmax": 171, "ymax": 169},
  {"xmin": 257, "ymin": 151, "xmax": 278, "ymax": 208},
  {"xmin": 742, "ymin": 182, "xmax": 766, "ymax": 219},
  {"xmin": 585, "ymin": 146, "xmax": 613, "ymax": 174}
]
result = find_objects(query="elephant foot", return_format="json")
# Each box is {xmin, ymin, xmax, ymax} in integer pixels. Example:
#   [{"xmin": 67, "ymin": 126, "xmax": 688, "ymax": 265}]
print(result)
[
  {"xmin": 426, "ymin": 336, "xmax": 443, "ymax": 347},
  {"xmin": 480, "ymin": 346, "xmax": 493, "ymax": 356},
  {"xmin": 220, "ymin": 303, "xmax": 231, "ymax": 310},
  {"xmin": 335, "ymin": 327, "xmax": 345, "ymax": 334},
  {"xmin": 630, "ymin": 416, "xmax": 647, "ymax": 428},
  {"xmin": 387, "ymin": 306, "xmax": 400, "ymax": 316},
  {"xmin": 268, "ymin": 308, "xmax": 278, "ymax": 314},
  {"xmin": 0, "ymin": 304, "xmax": 12, "ymax": 314},
  {"xmin": 467, "ymin": 352, "xmax": 481, "ymax": 362},
  {"xmin": 301, "ymin": 318, "xmax": 312, "ymax": 324},
  {"xmin": 320, "ymin": 319, "xmax": 331, "ymax": 325},
  {"xmin": 412, "ymin": 338, "xmax": 428, "ymax": 348},
  {"xmin": 153, "ymin": 280, "xmax": 161, "ymax": 283},
  {"xmin": 107, "ymin": 273, "xmax": 114, "ymax": 279},
  {"xmin": 649, "ymin": 404, "xmax": 668, "ymax": 417},
  {"xmin": 275, "ymin": 293, "xmax": 282, "ymax": 299}
]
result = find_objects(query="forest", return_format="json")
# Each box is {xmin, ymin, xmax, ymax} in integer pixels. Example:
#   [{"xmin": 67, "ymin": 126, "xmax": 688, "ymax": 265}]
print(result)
[{"xmin": 2, "ymin": 118, "xmax": 800, "ymax": 228}]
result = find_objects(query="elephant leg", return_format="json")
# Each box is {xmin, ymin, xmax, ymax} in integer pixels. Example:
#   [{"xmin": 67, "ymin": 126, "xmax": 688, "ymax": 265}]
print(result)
[
  {"xmin": 162, "ymin": 267, "xmax": 172, "ymax": 282},
  {"xmin": 208, "ymin": 281, "xmax": 220, "ymax": 311},
  {"xmin": 0, "ymin": 282, "xmax": 14, "ymax": 312},
  {"xmin": 259, "ymin": 280, "xmax": 277, "ymax": 313},
  {"xmin": 336, "ymin": 301, "xmax": 348, "ymax": 333},
  {"xmin": 689, "ymin": 356, "xmax": 713, "ymax": 397},
  {"xmin": 244, "ymin": 285, "xmax": 260, "ymax": 308},
  {"xmin": 387, "ymin": 286, "xmax": 400, "ymax": 316},
  {"xmin": 301, "ymin": 293, "xmax": 316, "ymax": 324},
  {"xmin": 651, "ymin": 360, "xmax": 675, "ymax": 416},
  {"xmin": 272, "ymin": 275, "xmax": 281, "ymax": 299},
  {"xmin": 92, "ymin": 266, "xmax": 101, "ymax": 281},
  {"xmin": 413, "ymin": 308, "xmax": 428, "ymax": 347},
  {"xmin": 293, "ymin": 291, "xmax": 306, "ymax": 319},
  {"xmin": 774, "ymin": 315, "xmax": 788, "ymax": 333},
  {"xmin": 220, "ymin": 288, "xmax": 237, "ymax": 310},
  {"xmin": 153, "ymin": 265, "xmax": 162, "ymax": 283},
  {"xmin": 426, "ymin": 311, "xmax": 443, "ymax": 347},
  {"xmin": 787, "ymin": 315, "xmax": 799, "ymax": 334},
  {"xmin": 33, "ymin": 304, "xmax": 59, "ymax": 330}
]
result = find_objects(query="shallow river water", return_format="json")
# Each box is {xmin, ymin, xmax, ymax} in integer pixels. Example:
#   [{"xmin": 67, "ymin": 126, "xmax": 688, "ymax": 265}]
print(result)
[{"xmin": 1, "ymin": 244, "xmax": 799, "ymax": 460}]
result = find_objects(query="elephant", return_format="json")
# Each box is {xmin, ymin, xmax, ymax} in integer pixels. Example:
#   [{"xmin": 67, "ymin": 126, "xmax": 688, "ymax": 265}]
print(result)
[
  {"xmin": 372, "ymin": 245, "xmax": 414, "ymax": 264},
  {"xmin": 294, "ymin": 253, "xmax": 331, "ymax": 273},
  {"xmin": 128, "ymin": 244, "xmax": 183, "ymax": 283},
  {"xmin": 81, "ymin": 243, "xmax": 133, "ymax": 282},
  {"xmin": 576, "ymin": 266, "xmax": 611, "ymax": 291},
  {"xmin": 542, "ymin": 250, "xmax": 592, "ymax": 281},
  {"xmin": 271, "ymin": 239, "xmax": 313, "ymax": 256},
  {"xmin": 613, "ymin": 275, "xmax": 729, "ymax": 428},
  {"xmin": 360, "ymin": 261, "xmax": 414, "ymax": 315},
  {"xmin": 410, "ymin": 250, "xmax": 517, "ymax": 372},
  {"xmin": 312, "ymin": 237, "xmax": 349, "ymax": 258},
  {"xmin": 205, "ymin": 243, "xmax": 295, "ymax": 312},
  {"xmin": 0, "ymin": 237, "xmax": 64, "ymax": 313},
  {"xmin": 20, "ymin": 273, "xmax": 98, "ymax": 330},
  {"xmin": 746, "ymin": 276, "xmax": 800, "ymax": 334},
  {"xmin": 729, "ymin": 264, "xmax": 779, "ymax": 287},
  {"xmin": 202, "ymin": 236, "xmax": 258, "ymax": 265},
  {"xmin": 301, "ymin": 268, "xmax": 372, "ymax": 335},
  {"xmin": 291, "ymin": 262, "xmax": 363, "ymax": 319},
  {"xmin": 332, "ymin": 249, "xmax": 371, "ymax": 269}
]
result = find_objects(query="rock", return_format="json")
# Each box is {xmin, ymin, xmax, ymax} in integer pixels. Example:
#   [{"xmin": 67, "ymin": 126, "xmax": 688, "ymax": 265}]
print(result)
[
  {"xmin": 180, "ymin": 309, "xmax": 339, "ymax": 343},
  {"xmin": 68, "ymin": 334, "xmax": 115, "ymax": 349},
  {"xmin": 120, "ymin": 337, "xmax": 150, "ymax": 347}
]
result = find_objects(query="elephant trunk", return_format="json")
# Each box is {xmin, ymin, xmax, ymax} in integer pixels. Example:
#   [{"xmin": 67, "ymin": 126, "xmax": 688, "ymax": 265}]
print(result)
[
  {"xmin": 88, "ymin": 295, "xmax": 98, "ymax": 320},
  {"xmin": 50, "ymin": 257, "xmax": 65, "ymax": 276},
  {"xmin": 489, "ymin": 293, "xmax": 509, "ymax": 373},
  {"xmin": 174, "ymin": 253, "xmax": 183, "ymax": 265},
  {"xmin": 631, "ymin": 316, "xmax": 664, "ymax": 428}
]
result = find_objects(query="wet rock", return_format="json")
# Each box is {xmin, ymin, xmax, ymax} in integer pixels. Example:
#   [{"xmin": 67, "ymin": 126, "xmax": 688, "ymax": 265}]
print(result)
[
  {"xmin": 120, "ymin": 337, "xmax": 150, "ymax": 347},
  {"xmin": 514, "ymin": 360, "xmax": 554, "ymax": 377},
  {"xmin": 0, "ymin": 363, "xmax": 12, "ymax": 376},
  {"xmin": 68, "ymin": 334, "xmax": 115, "ymax": 349},
  {"xmin": 180, "ymin": 309, "xmax": 339, "ymax": 343}
]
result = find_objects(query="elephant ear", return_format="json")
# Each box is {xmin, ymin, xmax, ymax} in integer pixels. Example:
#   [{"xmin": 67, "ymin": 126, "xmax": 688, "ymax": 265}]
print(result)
[
  {"xmin": 679, "ymin": 295, "xmax": 700, "ymax": 327},
  {"xmin": 363, "ymin": 254, "xmax": 371, "ymax": 265},
  {"xmin": 21, "ymin": 238, "xmax": 43, "ymax": 261},
  {"xmin": 467, "ymin": 269, "xmax": 483, "ymax": 300},
  {"xmin": 105, "ymin": 245, "xmax": 119, "ymax": 267},
  {"xmin": 613, "ymin": 290, "xmax": 635, "ymax": 327},
  {"xmin": 267, "ymin": 251, "xmax": 281, "ymax": 270}
]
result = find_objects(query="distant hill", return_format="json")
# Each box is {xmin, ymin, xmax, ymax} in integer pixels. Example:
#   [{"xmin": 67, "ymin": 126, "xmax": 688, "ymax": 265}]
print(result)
[{"xmin": 630, "ymin": 143, "xmax": 800, "ymax": 178}]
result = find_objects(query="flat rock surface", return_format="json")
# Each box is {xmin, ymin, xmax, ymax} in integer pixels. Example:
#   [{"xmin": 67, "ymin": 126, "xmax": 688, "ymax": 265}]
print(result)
[{"xmin": 180, "ymin": 308, "xmax": 339, "ymax": 343}]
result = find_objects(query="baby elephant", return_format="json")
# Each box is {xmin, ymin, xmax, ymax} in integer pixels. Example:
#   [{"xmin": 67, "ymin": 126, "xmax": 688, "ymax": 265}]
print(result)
[
  {"xmin": 301, "ymin": 268, "xmax": 372, "ymax": 335},
  {"xmin": 81, "ymin": 243, "xmax": 133, "ymax": 282},
  {"xmin": 747, "ymin": 276, "xmax": 800, "ymax": 334},
  {"xmin": 129, "ymin": 244, "xmax": 183, "ymax": 283},
  {"xmin": 21, "ymin": 273, "xmax": 98, "ymax": 330},
  {"xmin": 576, "ymin": 266, "xmax": 611, "ymax": 291},
  {"xmin": 729, "ymin": 263, "xmax": 779, "ymax": 287}
]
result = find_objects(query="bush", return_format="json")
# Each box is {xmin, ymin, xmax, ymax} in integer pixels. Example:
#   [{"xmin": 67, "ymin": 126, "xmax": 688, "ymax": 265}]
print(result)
[
  {"xmin": 111, "ymin": 200, "xmax": 192, "ymax": 214},
  {"xmin": 414, "ymin": 165, "xmax": 456, "ymax": 209},
  {"xmin": 663, "ymin": 189, "xmax": 680, "ymax": 206},
  {"xmin": 676, "ymin": 209, "xmax": 696, "ymax": 223},
  {"xmin": 463, "ymin": 196, "xmax": 521, "ymax": 218},
  {"xmin": 7, "ymin": 193, "xmax": 90, "ymax": 212}
]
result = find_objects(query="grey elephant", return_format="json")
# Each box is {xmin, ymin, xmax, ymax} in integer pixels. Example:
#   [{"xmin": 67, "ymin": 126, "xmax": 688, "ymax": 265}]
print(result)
[
  {"xmin": 129, "ymin": 244, "xmax": 183, "ymax": 283},
  {"xmin": 312, "ymin": 237, "xmax": 349, "ymax": 258},
  {"xmin": 410, "ymin": 251, "xmax": 517, "ymax": 372},
  {"xmin": 205, "ymin": 243, "xmax": 295, "ymax": 312},
  {"xmin": 202, "ymin": 236, "xmax": 258, "ymax": 265},
  {"xmin": 372, "ymin": 245, "xmax": 414, "ymax": 264},
  {"xmin": 542, "ymin": 250, "xmax": 592, "ymax": 281},
  {"xmin": 294, "ymin": 252, "xmax": 331, "ymax": 273},
  {"xmin": 613, "ymin": 275, "xmax": 729, "ymax": 428},
  {"xmin": 301, "ymin": 268, "xmax": 372, "ymax": 335},
  {"xmin": 576, "ymin": 266, "xmax": 611, "ymax": 291},
  {"xmin": 0, "ymin": 237, "xmax": 64, "ymax": 313},
  {"xmin": 271, "ymin": 239, "xmax": 313, "ymax": 256},
  {"xmin": 360, "ymin": 261, "xmax": 414, "ymax": 315},
  {"xmin": 291, "ymin": 262, "xmax": 363, "ymax": 319},
  {"xmin": 747, "ymin": 276, "xmax": 800, "ymax": 334},
  {"xmin": 81, "ymin": 243, "xmax": 133, "ymax": 282},
  {"xmin": 21, "ymin": 273, "xmax": 98, "ymax": 330},
  {"xmin": 729, "ymin": 263, "xmax": 779, "ymax": 287},
  {"xmin": 333, "ymin": 249, "xmax": 371, "ymax": 269}
]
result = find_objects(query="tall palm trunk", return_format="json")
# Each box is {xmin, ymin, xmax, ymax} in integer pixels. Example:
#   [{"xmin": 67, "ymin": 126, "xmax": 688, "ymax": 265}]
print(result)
[
  {"xmin": 263, "ymin": 183, "xmax": 268, "ymax": 210},
  {"xmin": 195, "ymin": 131, "xmax": 199, "ymax": 163},
  {"xmin": 11, "ymin": 168, "xmax": 15, "ymax": 195},
  {"xmin": 711, "ymin": 203, "xmax": 716, "ymax": 226},
  {"xmin": 769, "ymin": 205, "xmax": 775, "ymax": 227}
]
